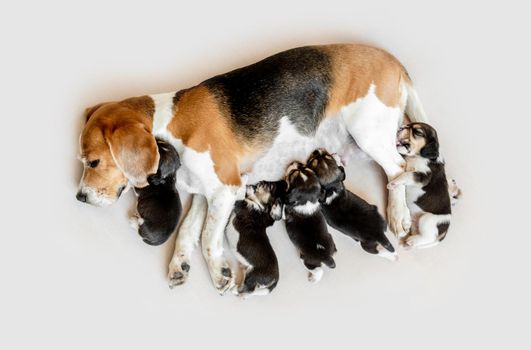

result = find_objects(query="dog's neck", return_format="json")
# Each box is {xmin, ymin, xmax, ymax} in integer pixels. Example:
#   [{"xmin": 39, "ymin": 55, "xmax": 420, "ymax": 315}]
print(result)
[{"xmin": 290, "ymin": 200, "xmax": 320, "ymax": 215}]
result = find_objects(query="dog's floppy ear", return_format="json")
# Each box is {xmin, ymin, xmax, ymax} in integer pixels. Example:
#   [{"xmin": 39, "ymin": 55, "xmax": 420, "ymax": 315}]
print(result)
[
  {"xmin": 319, "ymin": 188, "xmax": 327, "ymax": 203},
  {"xmin": 273, "ymin": 180, "xmax": 288, "ymax": 197},
  {"xmin": 420, "ymin": 139, "xmax": 439, "ymax": 161},
  {"xmin": 84, "ymin": 103, "xmax": 107, "ymax": 123},
  {"xmin": 107, "ymin": 123, "xmax": 159, "ymax": 188},
  {"xmin": 338, "ymin": 166, "xmax": 346, "ymax": 182}
]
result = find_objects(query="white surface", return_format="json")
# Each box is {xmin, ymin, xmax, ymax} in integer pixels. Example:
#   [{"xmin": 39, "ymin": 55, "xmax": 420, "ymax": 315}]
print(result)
[{"xmin": 1, "ymin": 1, "xmax": 528, "ymax": 349}]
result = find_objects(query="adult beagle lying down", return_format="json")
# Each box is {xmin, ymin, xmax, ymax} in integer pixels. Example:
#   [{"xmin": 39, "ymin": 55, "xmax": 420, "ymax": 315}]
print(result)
[{"xmin": 77, "ymin": 44, "xmax": 429, "ymax": 293}]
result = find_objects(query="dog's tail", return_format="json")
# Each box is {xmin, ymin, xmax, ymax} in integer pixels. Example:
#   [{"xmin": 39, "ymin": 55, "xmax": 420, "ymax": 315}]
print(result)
[{"xmin": 404, "ymin": 81, "xmax": 429, "ymax": 123}]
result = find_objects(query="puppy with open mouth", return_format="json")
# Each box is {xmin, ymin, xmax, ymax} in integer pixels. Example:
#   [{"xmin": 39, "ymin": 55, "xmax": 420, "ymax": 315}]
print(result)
[
  {"xmin": 307, "ymin": 149, "xmax": 397, "ymax": 260},
  {"xmin": 131, "ymin": 139, "xmax": 182, "ymax": 246},
  {"xmin": 225, "ymin": 180, "xmax": 285, "ymax": 297},
  {"xmin": 388, "ymin": 122, "xmax": 452, "ymax": 248},
  {"xmin": 283, "ymin": 161, "xmax": 337, "ymax": 283}
]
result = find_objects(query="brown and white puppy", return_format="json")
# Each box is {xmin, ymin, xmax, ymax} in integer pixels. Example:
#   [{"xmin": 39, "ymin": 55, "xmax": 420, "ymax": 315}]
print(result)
[
  {"xmin": 225, "ymin": 180, "xmax": 286, "ymax": 297},
  {"xmin": 388, "ymin": 122, "xmax": 451, "ymax": 248},
  {"xmin": 131, "ymin": 139, "xmax": 182, "ymax": 246},
  {"xmin": 307, "ymin": 149, "xmax": 396, "ymax": 260},
  {"xmin": 283, "ymin": 161, "xmax": 336, "ymax": 283},
  {"xmin": 77, "ymin": 44, "xmax": 431, "ymax": 292}
]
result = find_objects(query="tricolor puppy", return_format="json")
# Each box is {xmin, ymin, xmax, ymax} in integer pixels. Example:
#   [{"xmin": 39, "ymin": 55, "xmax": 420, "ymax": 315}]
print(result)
[
  {"xmin": 77, "ymin": 44, "xmax": 432, "ymax": 292},
  {"xmin": 131, "ymin": 139, "xmax": 182, "ymax": 246},
  {"xmin": 307, "ymin": 149, "xmax": 396, "ymax": 260},
  {"xmin": 225, "ymin": 181, "xmax": 286, "ymax": 297},
  {"xmin": 388, "ymin": 122, "xmax": 451, "ymax": 248},
  {"xmin": 283, "ymin": 161, "xmax": 336, "ymax": 283}
]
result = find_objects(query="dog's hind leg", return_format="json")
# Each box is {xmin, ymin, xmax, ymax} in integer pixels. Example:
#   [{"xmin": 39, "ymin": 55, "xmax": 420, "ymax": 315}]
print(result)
[
  {"xmin": 406, "ymin": 213, "xmax": 450, "ymax": 249},
  {"xmin": 168, "ymin": 194, "xmax": 207, "ymax": 288}
]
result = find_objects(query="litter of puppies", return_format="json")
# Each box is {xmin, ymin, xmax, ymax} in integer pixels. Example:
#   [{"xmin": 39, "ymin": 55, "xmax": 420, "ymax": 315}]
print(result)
[{"xmin": 124, "ymin": 123, "xmax": 459, "ymax": 297}]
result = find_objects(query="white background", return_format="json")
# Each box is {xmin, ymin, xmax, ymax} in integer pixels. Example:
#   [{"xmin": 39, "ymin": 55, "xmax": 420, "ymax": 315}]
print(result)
[{"xmin": 1, "ymin": 1, "xmax": 529, "ymax": 349}]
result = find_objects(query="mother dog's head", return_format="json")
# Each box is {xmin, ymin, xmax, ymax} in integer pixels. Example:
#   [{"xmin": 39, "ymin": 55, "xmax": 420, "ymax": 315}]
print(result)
[{"xmin": 76, "ymin": 98, "xmax": 159, "ymax": 206}]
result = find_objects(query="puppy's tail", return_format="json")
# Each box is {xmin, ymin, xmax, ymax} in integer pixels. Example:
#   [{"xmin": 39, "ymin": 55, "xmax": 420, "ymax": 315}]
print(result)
[{"xmin": 404, "ymin": 81, "xmax": 429, "ymax": 123}]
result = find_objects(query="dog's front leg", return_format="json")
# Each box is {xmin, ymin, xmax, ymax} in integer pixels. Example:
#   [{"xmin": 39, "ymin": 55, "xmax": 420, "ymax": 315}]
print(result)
[
  {"xmin": 202, "ymin": 186, "xmax": 239, "ymax": 294},
  {"xmin": 168, "ymin": 194, "xmax": 207, "ymax": 288}
]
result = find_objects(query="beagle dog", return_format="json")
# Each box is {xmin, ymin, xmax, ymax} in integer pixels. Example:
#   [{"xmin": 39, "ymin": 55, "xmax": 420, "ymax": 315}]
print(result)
[
  {"xmin": 388, "ymin": 123, "xmax": 451, "ymax": 248},
  {"xmin": 225, "ymin": 180, "xmax": 286, "ymax": 297},
  {"xmin": 283, "ymin": 162, "xmax": 336, "ymax": 283},
  {"xmin": 77, "ymin": 44, "xmax": 430, "ymax": 293},
  {"xmin": 306, "ymin": 149, "xmax": 396, "ymax": 260},
  {"xmin": 131, "ymin": 139, "xmax": 182, "ymax": 246}
]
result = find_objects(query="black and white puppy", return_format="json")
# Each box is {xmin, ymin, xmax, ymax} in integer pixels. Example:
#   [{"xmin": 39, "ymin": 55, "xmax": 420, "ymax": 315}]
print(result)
[
  {"xmin": 225, "ymin": 180, "xmax": 286, "ymax": 297},
  {"xmin": 283, "ymin": 161, "xmax": 336, "ymax": 283},
  {"xmin": 388, "ymin": 122, "xmax": 451, "ymax": 248},
  {"xmin": 131, "ymin": 139, "xmax": 182, "ymax": 246},
  {"xmin": 307, "ymin": 149, "xmax": 397, "ymax": 261}
]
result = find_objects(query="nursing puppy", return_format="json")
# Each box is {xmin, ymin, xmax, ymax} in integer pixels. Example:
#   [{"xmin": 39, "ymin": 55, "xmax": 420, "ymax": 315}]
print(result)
[
  {"xmin": 283, "ymin": 161, "xmax": 336, "ymax": 283},
  {"xmin": 388, "ymin": 122, "xmax": 451, "ymax": 248},
  {"xmin": 131, "ymin": 140, "xmax": 182, "ymax": 246},
  {"xmin": 225, "ymin": 181, "xmax": 286, "ymax": 297},
  {"xmin": 307, "ymin": 149, "xmax": 396, "ymax": 260}
]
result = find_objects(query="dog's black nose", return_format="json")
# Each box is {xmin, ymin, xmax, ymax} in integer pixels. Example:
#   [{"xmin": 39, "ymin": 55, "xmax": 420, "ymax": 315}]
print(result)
[{"xmin": 76, "ymin": 191, "xmax": 87, "ymax": 203}]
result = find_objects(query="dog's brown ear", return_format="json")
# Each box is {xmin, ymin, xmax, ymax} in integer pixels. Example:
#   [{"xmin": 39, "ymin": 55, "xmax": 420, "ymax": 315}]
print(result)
[
  {"xmin": 106, "ymin": 123, "xmax": 159, "ymax": 187},
  {"xmin": 84, "ymin": 103, "xmax": 107, "ymax": 123},
  {"xmin": 420, "ymin": 139, "xmax": 439, "ymax": 161}
]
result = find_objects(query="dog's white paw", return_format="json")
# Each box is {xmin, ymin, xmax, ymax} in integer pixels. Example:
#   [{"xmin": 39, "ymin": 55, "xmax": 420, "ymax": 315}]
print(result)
[
  {"xmin": 308, "ymin": 267, "xmax": 323, "ymax": 283},
  {"xmin": 168, "ymin": 257, "xmax": 191, "ymax": 289},
  {"xmin": 206, "ymin": 257, "xmax": 234, "ymax": 295}
]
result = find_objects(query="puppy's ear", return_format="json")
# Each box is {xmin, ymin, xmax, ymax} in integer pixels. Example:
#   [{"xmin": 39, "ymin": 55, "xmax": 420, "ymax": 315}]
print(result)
[
  {"xmin": 339, "ymin": 166, "xmax": 346, "ymax": 182},
  {"xmin": 273, "ymin": 180, "xmax": 287, "ymax": 197},
  {"xmin": 285, "ymin": 188, "xmax": 300, "ymax": 206},
  {"xmin": 420, "ymin": 139, "xmax": 439, "ymax": 161},
  {"xmin": 107, "ymin": 123, "xmax": 160, "ymax": 188},
  {"xmin": 319, "ymin": 188, "xmax": 327, "ymax": 203}
]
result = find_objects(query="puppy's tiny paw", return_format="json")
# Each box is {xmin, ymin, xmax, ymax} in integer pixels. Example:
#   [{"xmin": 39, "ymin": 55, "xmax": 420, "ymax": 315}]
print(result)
[
  {"xmin": 308, "ymin": 267, "xmax": 323, "ymax": 284},
  {"xmin": 387, "ymin": 182, "xmax": 398, "ymax": 190}
]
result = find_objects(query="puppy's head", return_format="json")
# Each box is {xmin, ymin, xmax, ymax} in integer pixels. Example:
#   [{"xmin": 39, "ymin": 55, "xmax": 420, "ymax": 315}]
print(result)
[
  {"xmin": 306, "ymin": 149, "xmax": 345, "ymax": 187},
  {"xmin": 76, "ymin": 101, "xmax": 159, "ymax": 206},
  {"xmin": 396, "ymin": 122, "xmax": 440, "ymax": 160},
  {"xmin": 284, "ymin": 161, "xmax": 322, "ymax": 207},
  {"xmin": 147, "ymin": 139, "xmax": 181, "ymax": 186},
  {"xmin": 245, "ymin": 180, "xmax": 287, "ymax": 220}
]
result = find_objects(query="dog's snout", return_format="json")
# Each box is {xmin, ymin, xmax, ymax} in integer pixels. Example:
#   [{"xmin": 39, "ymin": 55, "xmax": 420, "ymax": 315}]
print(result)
[{"xmin": 76, "ymin": 191, "xmax": 88, "ymax": 203}]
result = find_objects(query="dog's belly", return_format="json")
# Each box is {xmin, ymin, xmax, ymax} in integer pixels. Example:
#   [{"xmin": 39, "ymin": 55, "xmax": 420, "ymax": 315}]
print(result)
[{"xmin": 247, "ymin": 116, "xmax": 352, "ymax": 183}]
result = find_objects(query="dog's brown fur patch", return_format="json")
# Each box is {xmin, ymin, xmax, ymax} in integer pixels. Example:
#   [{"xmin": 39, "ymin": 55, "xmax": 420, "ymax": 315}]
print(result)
[
  {"xmin": 323, "ymin": 44, "xmax": 410, "ymax": 115},
  {"xmin": 168, "ymin": 86, "xmax": 245, "ymax": 186}
]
